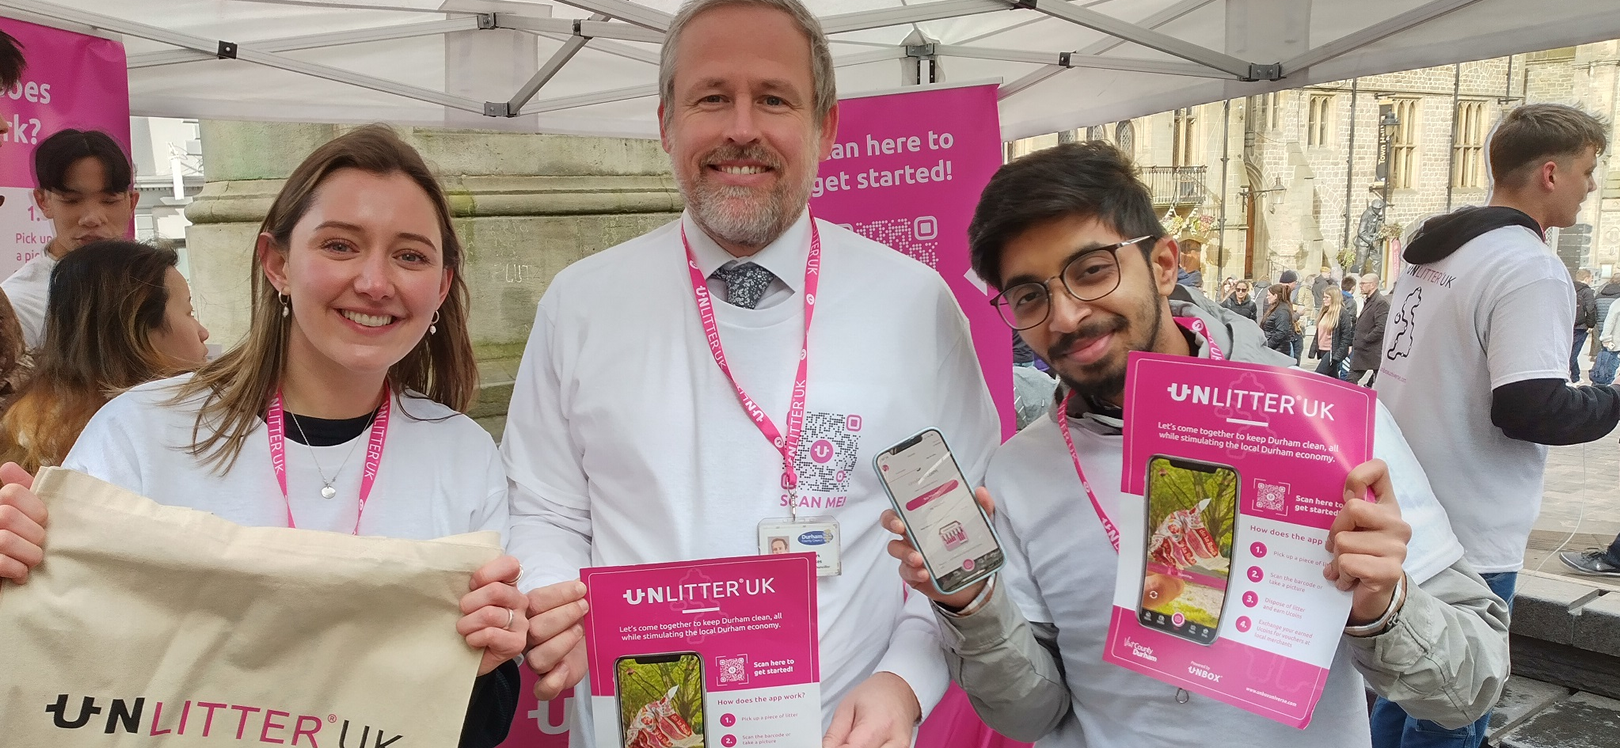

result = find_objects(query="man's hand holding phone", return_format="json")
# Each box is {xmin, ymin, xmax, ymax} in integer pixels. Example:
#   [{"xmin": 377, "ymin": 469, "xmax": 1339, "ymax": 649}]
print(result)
[{"xmin": 882, "ymin": 486, "xmax": 997, "ymax": 610}]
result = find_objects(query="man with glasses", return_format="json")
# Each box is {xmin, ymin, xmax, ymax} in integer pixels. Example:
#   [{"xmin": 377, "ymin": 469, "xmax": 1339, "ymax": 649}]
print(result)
[
  {"xmin": 878, "ymin": 142, "xmax": 1508, "ymax": 747},
  {"xmin": 1221, "ymin": 280, "xmax": 1258, "ymax": 321}
]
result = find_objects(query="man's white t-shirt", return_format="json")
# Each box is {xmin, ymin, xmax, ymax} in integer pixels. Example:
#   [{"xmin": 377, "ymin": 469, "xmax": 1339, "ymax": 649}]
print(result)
[
  {"xmin": 501, "ymin": 210, "xmax": 1001, "ymax": 746},
  {"xmin": 1375, "ymin": 224, "xmax": 1573, "ymax": 572},
  {"xmin": 64, "ymin": 375, "xmax": 510, "ymax": 543},
  {"xmin": 989, "ymin": 400, "xmax": 1463, "ymax": 748},
  {"xmin": 2, "ymin": 252, "xmax": 56, "ymax": 350}
]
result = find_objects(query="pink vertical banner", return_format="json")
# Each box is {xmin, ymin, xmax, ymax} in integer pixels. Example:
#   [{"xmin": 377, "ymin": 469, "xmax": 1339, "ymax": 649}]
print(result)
[
  {"xmin": 811, "ymin": 83, "xmax": 1025, "ymax": 748},
  {"xmin": 0, "ymin": 18, "xmax": 130, "ymax": 279},
  {"xmin": 810, "ymin": 82, "xmax": 1015, "ymax": 439}
]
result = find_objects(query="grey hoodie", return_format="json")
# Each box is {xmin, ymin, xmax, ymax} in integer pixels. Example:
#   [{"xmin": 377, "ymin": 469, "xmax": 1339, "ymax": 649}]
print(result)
[{"xmin": 931, "ymin": 292, "xmax": 1510, "ymax": 746}]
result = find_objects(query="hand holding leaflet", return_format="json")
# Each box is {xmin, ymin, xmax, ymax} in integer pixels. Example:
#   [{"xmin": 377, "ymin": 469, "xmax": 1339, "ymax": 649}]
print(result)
[{"xmin": 1326, "ymin": 459, "xmax": 1411, "ymax": 626}]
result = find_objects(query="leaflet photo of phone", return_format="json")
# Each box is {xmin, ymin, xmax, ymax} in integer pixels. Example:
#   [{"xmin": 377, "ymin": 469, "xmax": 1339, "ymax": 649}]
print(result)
[
  {"xmin": 873, "ymin": 428, "xmax": 1004, "ymax": 595},
  {"xmin": 614, "ymin": 653, "xmax": 705, "ymax": 748},
  {"xmin": 1137, "ymin": 455, "xmax": 1240, "ymax": 646}
]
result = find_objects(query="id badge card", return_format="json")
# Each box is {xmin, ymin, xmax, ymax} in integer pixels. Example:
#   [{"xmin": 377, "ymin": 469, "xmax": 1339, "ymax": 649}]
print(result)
[{"xmin": 758, "ymin": 517, "xmax": 841, "ymax": 577}]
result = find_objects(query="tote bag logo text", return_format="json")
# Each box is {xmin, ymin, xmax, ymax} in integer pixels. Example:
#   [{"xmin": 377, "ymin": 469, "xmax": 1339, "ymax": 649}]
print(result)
[{"xmin": 45, "ymin": 693, "xmax": 406, "ymax": 746}]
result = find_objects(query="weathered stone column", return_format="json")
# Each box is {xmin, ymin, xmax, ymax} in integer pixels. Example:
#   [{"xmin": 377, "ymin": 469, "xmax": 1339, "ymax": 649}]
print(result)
[{"xmin": 185, "ymin": 122, "xmax": 682, "ymax": 433}]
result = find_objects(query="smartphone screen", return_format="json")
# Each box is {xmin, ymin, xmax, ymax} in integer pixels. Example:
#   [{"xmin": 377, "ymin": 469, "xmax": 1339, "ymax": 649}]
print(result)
[
  {"xmin": 615, "ymin": 653, "xmax": 705, "ymax": 748},
  {"xmin": 1138, "ymin": 456, "xmax": 1239, "ymax": 646},
  {"xmin": 874, "ymin": 429, "xmax": 1003, "ymax": 594}
]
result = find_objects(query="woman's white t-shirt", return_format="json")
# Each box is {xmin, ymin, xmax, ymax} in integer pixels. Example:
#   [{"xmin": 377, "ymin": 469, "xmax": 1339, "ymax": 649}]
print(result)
[{"xmin": 63, "ymin": 374, "xmax": 509, "ymax": 543}]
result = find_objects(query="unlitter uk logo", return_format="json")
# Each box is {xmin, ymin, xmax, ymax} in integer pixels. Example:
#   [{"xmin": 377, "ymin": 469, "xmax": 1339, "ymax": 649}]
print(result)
[{"xmin": 43, "ymin": 693, "xmax": 405, "ymax": 746}]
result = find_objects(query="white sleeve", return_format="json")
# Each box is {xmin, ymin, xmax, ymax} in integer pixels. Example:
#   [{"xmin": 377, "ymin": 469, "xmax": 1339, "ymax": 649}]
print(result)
[
  {"xmin": 473, "ymin": 441, "xmax": 512, "ymax": 548},
  {"xmin": 61, "ymin": 394, "xmax": 148, "ymax": 495},
  {"xmin": 501, "ymin": 298, "xmax": 595, "ymax": 592},
  {"xmin": 929, "ymin": 284, "xmax": 1002, "ymax": 485},
  {"xmin": 1603, "ymin": 300, "xmax": 1620, "ymax": 344},
  {"xmin": 1370, "ymin": 403, "xmax": 1465, "ymax": 584},
  {"xmin": 874, "ymin": 588, "xmax": 951, "ymax": 720},
  {"xmin": 1483, "ymin": 273, "xmax": 1575, "ymax": 388},
  {"xmin": 871, "ymin": 282, "xmax": 1000, "ymax": 719}
]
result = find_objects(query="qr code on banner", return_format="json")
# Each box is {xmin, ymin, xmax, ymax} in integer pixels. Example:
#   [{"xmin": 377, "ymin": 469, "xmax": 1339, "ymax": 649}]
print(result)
[
  {"xmin": 796, "ymin": 411, "xmax": 862, "ymax": 493},
  {"xmin": 1255, "ymin": 480, "xmax": 1289, "ymax": 514},
  {"xmin": 718, "ymin": 656, "xmax": 748, "ymax": 685},
  {"xmin": 848, "ymin": 217, "xmax": 940, "ymax": 269}
]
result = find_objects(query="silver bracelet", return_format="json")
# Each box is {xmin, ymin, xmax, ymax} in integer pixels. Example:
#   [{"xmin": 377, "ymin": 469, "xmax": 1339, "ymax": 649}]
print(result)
[
  {"xmin": 1344, "ymin": 573, "xmax": 1407, "ymax": 637},
  {"xmin": 936, "ymin": 575, "xmax": 997, "ymax": 619}
]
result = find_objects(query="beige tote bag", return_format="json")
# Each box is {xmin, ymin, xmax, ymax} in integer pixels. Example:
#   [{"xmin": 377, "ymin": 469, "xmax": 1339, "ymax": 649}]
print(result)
[{"xmin": 0, "ymin": 468, "xmax": 503, "ymax": 747}]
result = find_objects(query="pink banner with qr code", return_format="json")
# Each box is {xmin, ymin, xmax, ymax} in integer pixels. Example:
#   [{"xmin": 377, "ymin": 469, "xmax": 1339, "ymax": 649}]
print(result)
[
  {"xmin": 0, "ymin": 18, "xmax": 130, "ymax": 280},
  {"xmin": 810, "ymin": 82, "xmax": 1014, "ymax": 440}
]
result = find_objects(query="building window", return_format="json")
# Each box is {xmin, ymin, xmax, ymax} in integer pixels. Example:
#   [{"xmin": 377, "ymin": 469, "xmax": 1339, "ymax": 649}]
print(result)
[
  {"xmin": 1086, "ymin": 125, "xmax": 1107, "ymax": 141},
  {"xmin": 1452, "ymin": 100, "xmax": 1487, "ymax": 189},
  {"xmin": 1390, "ymin": 99, "xmax": 1420, "ymax": 189},
  {"xmin": 1253, "ymin": 92, "xmax": 1282, "ymax": 132},
  {"xmin": 1115, "ymin": 121, "xmax": 1135, "ymax": 156},
  {"xmin": 1172, "ymin": 108, "xmax": 1200, "ymax": 166},
  {"xmin": 1307, "ymin": 94, "xmax": 1334, "ymax": 146},
  {"xmin": 1058, "ymin": 130, "xmax": 1077, "ymax": 144}
]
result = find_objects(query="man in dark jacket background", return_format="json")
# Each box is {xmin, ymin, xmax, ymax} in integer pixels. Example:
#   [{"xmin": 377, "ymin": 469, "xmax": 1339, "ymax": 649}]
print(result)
[
  {"xmin": 1572, "ymin": 267, "xmax": 1598, "ymax": 382},
  {"xmin": 1349, "ymin": 272, "xmax": 1389, "ymax": 386}
]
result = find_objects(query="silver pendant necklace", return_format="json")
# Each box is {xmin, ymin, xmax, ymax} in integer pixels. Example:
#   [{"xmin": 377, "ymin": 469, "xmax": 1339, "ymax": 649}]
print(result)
[{"xmin": 286, "ymin": 410, "xmax": 374, "ymax": 500}]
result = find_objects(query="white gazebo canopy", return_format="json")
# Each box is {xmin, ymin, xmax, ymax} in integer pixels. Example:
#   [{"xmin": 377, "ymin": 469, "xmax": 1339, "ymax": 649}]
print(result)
[{"xmin": 7, "ymin": 0, "xmax": 1620, "ymax": 141}]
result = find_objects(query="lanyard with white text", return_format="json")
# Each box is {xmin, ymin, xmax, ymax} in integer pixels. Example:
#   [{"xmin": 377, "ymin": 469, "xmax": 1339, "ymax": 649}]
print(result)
[
  {"xmin": 1058, "ymin": 319, "xmax": 1224, "ymax": 553},
  {"xmin": 266, "ymin": 389, "xmax": 392, "ymax": 534},
  {"xmin": 682, "ymin": 218, "xmax": 821, "ymax": 519}
]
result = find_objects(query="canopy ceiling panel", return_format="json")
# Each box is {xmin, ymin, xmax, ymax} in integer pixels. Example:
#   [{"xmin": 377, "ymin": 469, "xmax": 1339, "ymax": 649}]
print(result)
[{"xmin": 5, "ymin": 0, "xmax": 1619, "ymax": 140}]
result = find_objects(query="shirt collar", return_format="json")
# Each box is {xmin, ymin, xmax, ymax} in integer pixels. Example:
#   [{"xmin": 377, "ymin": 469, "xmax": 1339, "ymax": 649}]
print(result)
[{"xmin": 681, "ymin": 208, "xmax": 813, "ymax": 294}]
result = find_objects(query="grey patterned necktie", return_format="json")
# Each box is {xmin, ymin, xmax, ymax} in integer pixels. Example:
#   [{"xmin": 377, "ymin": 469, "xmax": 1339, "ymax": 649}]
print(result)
[{"xmin": 711, "ymin": 262, "xmax": 777, "ymax": 310}]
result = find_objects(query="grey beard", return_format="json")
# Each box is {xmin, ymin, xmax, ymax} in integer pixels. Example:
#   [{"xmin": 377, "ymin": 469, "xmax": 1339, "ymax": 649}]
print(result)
[{"xmin": 686, "ymin": 181, "xmax": 801, "ymax": 250}]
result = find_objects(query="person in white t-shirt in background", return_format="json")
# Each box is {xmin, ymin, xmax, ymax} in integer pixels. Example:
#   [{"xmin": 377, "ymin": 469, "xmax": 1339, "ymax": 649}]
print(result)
[
  {"xmin": 879, "ymin": 142, "xmax": 1508, "ymax": 748},
  {"xmin": 0, "ymin": 125, "xmax": 528, "ymax": 748},
  {"xmin": 5, "ymin": 129, "xmax": 140, "ymax": 349},
  {"xmin": 1374, "ymin": 103, "xmax": 1618, "ymax": 748},
  {"xmin": 505, "ymin": 1, "xmax": 1000, "ymax": 746}
]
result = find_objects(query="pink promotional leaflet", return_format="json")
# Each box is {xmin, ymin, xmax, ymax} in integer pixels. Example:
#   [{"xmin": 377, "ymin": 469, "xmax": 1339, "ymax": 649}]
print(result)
[
  {"xmin": 580, "ymin": 554, "xmax": 820, "ymax": 748},
  {"xmin": 1105, "ymin": 352, "xmax": 1375, "ymax": 728},
  {"xmin": 0, "ymin": 19, "xmax": 131, "ymax": 279}
]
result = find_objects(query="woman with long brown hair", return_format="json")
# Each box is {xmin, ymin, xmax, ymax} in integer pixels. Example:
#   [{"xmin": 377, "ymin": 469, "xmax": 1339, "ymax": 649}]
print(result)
[
  {"xmin": 0, "ymin": 126, "xmax": 526, "ymax": 747},
  {"xmin": 1312, "ymin": 286, "xmax": 1356, "ymax": 379},
  {"xmin": 0, "ymin": 239, "xmax": 209, "ymax": 470}
]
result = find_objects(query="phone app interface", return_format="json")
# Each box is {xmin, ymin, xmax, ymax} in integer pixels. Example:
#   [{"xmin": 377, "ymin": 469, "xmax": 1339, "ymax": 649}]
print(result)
[
  {"xmin": 617, "ymin": 654, "xmax": 705, "ymax": 748},
  {"xmin": 1139, "ymin": 457, "xmax": 1238, "ymax": 645},
  {"xmin": 877, "ymin": 431, "xmax": 998, "ymax": 584}
]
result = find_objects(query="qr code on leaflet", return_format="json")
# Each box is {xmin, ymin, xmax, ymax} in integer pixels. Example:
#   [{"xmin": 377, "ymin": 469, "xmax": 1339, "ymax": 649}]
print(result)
[
  {"xmin": 796, "ymin": 411, "xmax": 862, "ymax": 493},
  {"xmin": 1255, "ymin": 480, "xmax": 1288, "ymax": 513},
  {"xmin": 718, "ymin": 656, "xmax": 748, "ymax": 685}
]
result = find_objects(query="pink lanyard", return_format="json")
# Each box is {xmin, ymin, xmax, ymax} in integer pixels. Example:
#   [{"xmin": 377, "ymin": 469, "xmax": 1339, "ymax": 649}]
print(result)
[
  {"xmin": 682, "ymin": 217, "xmax": 822, "ymax": 513},
  {"xmin": 1058, "ymin": 318, "xmax": 1224, "ymax": 553},
  {"xmin": 265, "ymin": 389, "xmax": 392, "ymax": 534}
]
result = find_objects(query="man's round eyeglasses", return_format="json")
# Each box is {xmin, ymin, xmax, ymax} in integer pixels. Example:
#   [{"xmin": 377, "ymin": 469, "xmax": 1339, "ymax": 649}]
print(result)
[{"xmin": 990, "ymin": 235, "xmax": 1157, "ymax": 331}]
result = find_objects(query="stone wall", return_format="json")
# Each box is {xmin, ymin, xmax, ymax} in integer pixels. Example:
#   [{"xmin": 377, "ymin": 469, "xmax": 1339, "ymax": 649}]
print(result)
[{"xmin": 185, "ymin": 122, "xmax": 682, "ymax": 433}]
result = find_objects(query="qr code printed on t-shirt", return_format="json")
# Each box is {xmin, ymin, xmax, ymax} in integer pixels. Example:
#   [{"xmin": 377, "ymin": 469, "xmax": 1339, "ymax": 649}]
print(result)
[
  {"xmin": 1255, "ymin": 480, "xmax": 1288, "ymax": 513},
  {"xmin": 718, "ymin": 655, "xmax": 748, "ymax": 685},
  {"xmin": 796, "ymin": 411, "xmax": 862, "ymax": 494}
]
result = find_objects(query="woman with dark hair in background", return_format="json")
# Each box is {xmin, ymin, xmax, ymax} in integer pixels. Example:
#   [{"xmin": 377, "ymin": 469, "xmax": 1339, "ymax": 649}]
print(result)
[
  {"xmin": 0, "ymin": 240, "xmax": 208, "ymax": 470},
  {"xmin": 1261, "ymin": 284, "xmax": 1297, "ymax": 359}
]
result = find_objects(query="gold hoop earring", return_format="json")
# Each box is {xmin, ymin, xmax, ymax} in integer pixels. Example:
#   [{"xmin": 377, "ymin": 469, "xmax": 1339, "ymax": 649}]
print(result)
[
  {"xmin": 279, "ymin": 291, "xmax": 290, "ymax": 318},
  {"xmin": 429, "ymin": 310, "xmax": 439, "ymax": 335}
]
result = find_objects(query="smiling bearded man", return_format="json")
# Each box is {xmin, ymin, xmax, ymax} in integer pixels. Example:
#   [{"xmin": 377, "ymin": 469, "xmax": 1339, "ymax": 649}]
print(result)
[{"xmin": 501, "ymin": 2, "xmax": 1001, "ymax": 748}]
